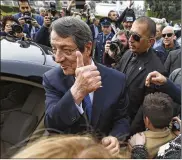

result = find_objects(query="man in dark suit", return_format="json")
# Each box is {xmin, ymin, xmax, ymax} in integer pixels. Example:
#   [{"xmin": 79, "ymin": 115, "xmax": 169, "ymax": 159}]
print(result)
[
  {"xmin": 116, "ymin": 16, "xmax": 166, "ymax": 132},
  {"xmin": 164, "ymin": 48, "xmax": 181, "ymax": 75},
  {"xmin": 43, "ymin": 16, "xmax": 130, "ymax": 156}
]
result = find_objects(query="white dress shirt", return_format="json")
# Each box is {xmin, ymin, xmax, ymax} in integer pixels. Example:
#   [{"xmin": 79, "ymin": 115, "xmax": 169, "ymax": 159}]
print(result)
[{"xmin": 75, "ymin": 59, "xmax": 94, "ymax": 114}]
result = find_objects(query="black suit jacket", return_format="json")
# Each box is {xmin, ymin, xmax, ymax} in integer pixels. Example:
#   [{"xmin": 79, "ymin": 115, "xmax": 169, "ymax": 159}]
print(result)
[
  {"xmin": 43, "ymin": 63, "xmax": 130, "ymax": 139},
  {"xmin": 164, "ymin": 48, "xmax": 181, "ymax": 75},
  {"xmin": 116, "ymin": 48, "xmax": 166, "ymax": 124},
  {"xmin": 90, "ymin": 24, "xmax": 101, "ymax": 40}
]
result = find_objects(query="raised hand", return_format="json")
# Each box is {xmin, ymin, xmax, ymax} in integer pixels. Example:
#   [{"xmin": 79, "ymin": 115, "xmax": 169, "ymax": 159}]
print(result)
[
  {"xmin": 145, "ymin": 71, "xmax": 167, "ymax": 87},
  {"xmin": 71, "ymin": 51, "xmax": 102, "ymax": 105}
]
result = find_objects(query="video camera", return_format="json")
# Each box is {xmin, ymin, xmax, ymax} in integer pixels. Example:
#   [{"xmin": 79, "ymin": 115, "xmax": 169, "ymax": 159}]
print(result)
[
  {"xmin": 22, "ymin": 12, "xmax": 33, "ymax": 24},
  {"xmin": 8, "ymin": 22, "xmax": 23, "ymax": 36}
]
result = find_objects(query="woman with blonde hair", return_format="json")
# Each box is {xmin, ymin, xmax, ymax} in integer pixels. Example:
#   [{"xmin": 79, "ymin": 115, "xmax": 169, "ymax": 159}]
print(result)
[{"xmin": 12, "ymin": 135, "xmax": 115, "ymax": 158}]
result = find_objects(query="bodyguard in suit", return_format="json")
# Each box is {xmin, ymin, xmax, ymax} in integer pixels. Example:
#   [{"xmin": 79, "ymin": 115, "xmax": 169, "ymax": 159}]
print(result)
[
  {"xmin": 43, "ymin": 16, "xmax": 130, "ymax": 155},
  {"xmin": 116, "ymin": 16, "xmax": 166, "ymax": 131},
  {"xmin": 94, "ymin": 17, "xmax": 114, "ymax": 64}
]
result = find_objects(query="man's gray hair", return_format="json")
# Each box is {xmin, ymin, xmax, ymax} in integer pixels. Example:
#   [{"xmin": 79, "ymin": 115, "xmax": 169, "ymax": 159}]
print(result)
[{"xmin": 50, "ymin": 16, "xmax": 93, "ymax": 52}]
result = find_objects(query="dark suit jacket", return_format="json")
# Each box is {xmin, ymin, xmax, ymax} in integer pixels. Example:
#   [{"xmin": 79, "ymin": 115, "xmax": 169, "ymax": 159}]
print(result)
[
  {"xmin": 116, "ymin": 48, "xmax": 166, "ymax": 122},
  {"xmin": 43, "ymin": 63, "xmax": 130, "ymax": 139},
  {"xmin": 89, "ymin": 24, "xmax": 101, "ymax": 40},
  {"xmin": 164, "ymin": 49, "xmax": 181, "ymax": 75}
]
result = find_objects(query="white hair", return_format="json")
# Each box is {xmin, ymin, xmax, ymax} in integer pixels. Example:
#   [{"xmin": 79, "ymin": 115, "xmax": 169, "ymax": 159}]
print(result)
[{"xmin": 39, "ymin": 7, "xmax": 45, "ymax": 12}]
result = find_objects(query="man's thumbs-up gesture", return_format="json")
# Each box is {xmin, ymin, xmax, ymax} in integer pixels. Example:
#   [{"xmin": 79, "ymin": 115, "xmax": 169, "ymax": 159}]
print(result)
[{"xmin": 71, "ymin": 51, "xmax": 102, "ymax": 105}]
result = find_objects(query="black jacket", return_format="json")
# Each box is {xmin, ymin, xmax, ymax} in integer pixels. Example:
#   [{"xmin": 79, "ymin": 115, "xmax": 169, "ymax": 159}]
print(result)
[{"xmin": 164, "ymin": 48, "xmax": 181, "ymax": 75}]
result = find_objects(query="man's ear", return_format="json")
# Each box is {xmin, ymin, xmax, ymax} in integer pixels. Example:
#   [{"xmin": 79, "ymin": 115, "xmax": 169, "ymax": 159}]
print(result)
[
  {"xmin": 149, "ymin": 38, "xmax": 155, "ymax": 46},
  {"xmin": 85, "ymin": 41, "xmax": 93, "ymax": 56},
  {"xmin": 144, "ymin": 116, "xmax": 150, "ymax": 128}
]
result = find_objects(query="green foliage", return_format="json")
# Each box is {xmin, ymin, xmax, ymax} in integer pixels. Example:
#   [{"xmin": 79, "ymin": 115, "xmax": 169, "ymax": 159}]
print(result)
[
  {"xmin": 1, "ymin": 5, "xmax": 19, "ymax": 13},
  {"xmin": 145, "ymin": 0, "xmax": 181, "ymax": 21}
]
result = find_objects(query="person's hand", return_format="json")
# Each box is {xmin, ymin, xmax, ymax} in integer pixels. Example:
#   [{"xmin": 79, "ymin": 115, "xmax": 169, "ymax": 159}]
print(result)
[
  {"xmin": 31, "ymin": 18, "xmax": 40, "ymax": 28},
  {"xmin": 145, "ymin": 71, "xmax": 167, "ymax": 87},
  {"xmin": 43, "ymin": 16, "xmax": 51, "ymax": 28},
  {"xmin": 105, "ymin": 41, "xmax": 111, "ymax": 53},
  {"xmin": 128, "ymin": 132, "xmax": 145, "ymax": 147},
  {"xmin": 18, "ymin": 17, "xmax": 26, "ymax": 26},
  {"xmin": 15, "ymin": 32, "xmax": 25, "ymax": 38},
  {"xmin": 172, "ymin": 116, "xmax": 181, "ymax": 136},
  {"xmin": 70, "ymin": 51, "xmax": 102, "ymax": 104},
  {"xmin": 101, "ymin": 136, "xmax": 120, "ymax": 156}
]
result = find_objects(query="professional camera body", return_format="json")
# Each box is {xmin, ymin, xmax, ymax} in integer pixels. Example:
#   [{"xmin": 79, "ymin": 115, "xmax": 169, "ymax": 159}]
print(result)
[
  {"xmin": 8, "ymin": 23, "xmax": 23, "ymax": 36},
  {"xmin": 109, "ymin": 39, "xmax": 125, "ymax": 57},
  {"xmin": 22, "ymin": 12, "xmax": 33, "ymax": 24}
]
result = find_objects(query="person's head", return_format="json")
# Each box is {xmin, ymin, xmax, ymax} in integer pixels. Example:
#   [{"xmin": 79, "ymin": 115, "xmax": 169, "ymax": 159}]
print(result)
[
  {"xmin": 100, "ymin": 17, "xmax": 112, "ymax": 35},
  {"xmin": 115, "ymin": 30, "xmax": 129, "ymax": 48},
  {"xmin": 12, "ymin": 135, "xmax": 113, "ymax": 158},
  {"xmin": 50, "ymin": 16, "xmax": 93, "ymax": 75},
  {"xmin": 162, "ymin": 26, "xmax": 175, "ymax": 48},
  {"xmin": 18, "ymin": 0, "xmax": 31, "ymax": 14},
  {"xmin": 108, "ymin": 10, "xmax": 117, "ymax": 22},
  {"xmin": 129, "ymin": 16, "xmax": 156, "ymax": 54},
  {"xmin": 2, "ymin": 16, "xmax": 20, "ymax": 33},
  {"xmin": 39, "ymin": 7, "xmax": 46, "ymax": 17},
  {"xmin": 143, "ymin": 92, "xmax": 173, "ymax": 130},
  {"xmin": 122, "ymin": 9, "xmax": 136, "ymax": 31},
  {"xmin": 93, "ymin": 18, "xmax": 100, "ymax": 26},
  {"xmin": 155, "ymin": 23, "xmax": 165, "ymax": 40}
]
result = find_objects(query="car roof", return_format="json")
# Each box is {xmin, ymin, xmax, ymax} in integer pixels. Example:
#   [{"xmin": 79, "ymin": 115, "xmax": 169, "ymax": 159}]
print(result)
[
  {"xmin": 1, "ymin": 38, "xmax": 57, "ymax": 67},
  {"xmin": 1, "ymin": 38, "xmax": 59, "ymax": 83}
]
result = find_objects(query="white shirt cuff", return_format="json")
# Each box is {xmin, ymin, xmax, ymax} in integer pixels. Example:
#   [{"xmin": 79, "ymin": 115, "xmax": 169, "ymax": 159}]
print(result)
[{"xmin": 75, "ymin": 103, "xmax": 84, "ymax": 114}]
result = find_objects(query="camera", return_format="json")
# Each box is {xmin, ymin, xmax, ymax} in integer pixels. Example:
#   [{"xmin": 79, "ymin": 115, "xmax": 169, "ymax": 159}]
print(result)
[
  {"xmin": 171, "ymin": 120, "xmax": 180, "ymax": 131},
  {"xmin": 8, "ymin": 23, "xmax": 23, "ymax": 36},
  {"xmin": 110, "ymin": 39, "xmax": 125, "ymax": 54},
  {"xmin": 49, "ymin": 2, "xmax": 57, "ymax": 17},
  {"xmin": 22, "ymin": 12, "xmax": 32, "ymax": 24}
]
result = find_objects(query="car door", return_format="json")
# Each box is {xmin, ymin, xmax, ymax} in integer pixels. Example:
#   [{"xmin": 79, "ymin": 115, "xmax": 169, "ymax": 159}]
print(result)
[{"xmin": 1, "ymin": 76, "xmax": 45, "ymax": 158}]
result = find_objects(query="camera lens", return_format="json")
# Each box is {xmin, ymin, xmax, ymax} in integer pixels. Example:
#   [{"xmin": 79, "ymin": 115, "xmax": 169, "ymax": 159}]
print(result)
[{"xmin": 110, "ymin": 43, "xmax": 118, "ymax": 52}]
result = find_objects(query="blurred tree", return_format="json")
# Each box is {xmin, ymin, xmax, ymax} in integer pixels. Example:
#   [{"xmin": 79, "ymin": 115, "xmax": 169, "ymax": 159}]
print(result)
[{"xmin": 145, "ymin": 0, "xmax": 180, "ymax": 21}]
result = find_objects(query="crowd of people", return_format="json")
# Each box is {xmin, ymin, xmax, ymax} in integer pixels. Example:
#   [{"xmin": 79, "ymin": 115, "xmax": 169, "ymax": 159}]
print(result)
[{"xmin": 0, "ymin": 0, "xmax": 181, "ymax": 159}]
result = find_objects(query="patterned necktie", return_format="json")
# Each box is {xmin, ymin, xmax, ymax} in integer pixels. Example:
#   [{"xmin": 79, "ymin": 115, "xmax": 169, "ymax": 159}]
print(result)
[{"xmin": 83, "ymin": 94, "xmax": 92, "ymax": 122}]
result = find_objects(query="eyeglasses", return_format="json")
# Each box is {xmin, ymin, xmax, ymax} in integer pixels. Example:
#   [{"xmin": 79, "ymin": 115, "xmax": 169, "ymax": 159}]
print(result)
[
  {"xmin": 162, "ymin": 33, "xmax": 173, "ymax": 38},
  {"xmin": 129, "ymin": 31, "xmax": 150, "ymax": 42},
  {"xmin": 52, "ymin": 47, "xmax": 78, "ymax": 56},
  {"xmin": 102, "ymin": 26, "xmax": 110, "ymax": 28}
]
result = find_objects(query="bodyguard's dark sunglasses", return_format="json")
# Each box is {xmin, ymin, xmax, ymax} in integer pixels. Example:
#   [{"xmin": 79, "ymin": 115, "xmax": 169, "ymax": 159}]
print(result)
[
  {"xmin": 128, "ymin": 31, "xmax": 142, "ymax": 42},
  {"xmin": 162, "ymin": 33, "xmax": 173, "ymax": 38}
]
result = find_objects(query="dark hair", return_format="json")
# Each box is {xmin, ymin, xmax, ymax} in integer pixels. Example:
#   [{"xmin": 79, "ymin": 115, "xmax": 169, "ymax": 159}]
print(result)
[
  {"xmin": 143, "ymin": 92, "xmax": 173, "ymax": 129},
  {"xmin": 135, "ymin": 16, "xmax": 156, "ymax": 37},
  {"xmin": 2, "ymin": 15, "xmax": 20, "ymax": 30},
  {"xmin": 50, "ymin": 16, "xmax": 93, "ymax": 53},
  {"xmin": 18, "ymin": 0, "xmax": 30, "ymax": 6},
  {"xmin": 108, "ymin": 10, "xmax": 116, "ymax": 17}
]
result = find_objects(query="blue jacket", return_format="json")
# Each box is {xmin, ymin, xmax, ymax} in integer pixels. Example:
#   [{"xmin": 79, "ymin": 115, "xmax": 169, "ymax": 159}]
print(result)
[
  {"xmin": 43, "ymin": 63, "xmax": 130, "ymax": 139},
  {"xmin": 13, "ymin": 13, "xmax": 44, "ymax": 38},
  {"xmin": 95, "ymin": 32, "xmax": 114, "ymax": 64}
]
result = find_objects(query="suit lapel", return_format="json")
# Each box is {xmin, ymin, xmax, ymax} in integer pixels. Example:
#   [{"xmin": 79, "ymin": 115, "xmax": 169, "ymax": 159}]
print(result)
[
  {"xmin": 91, "ymin": 63, "xmax": 107, "ymax": 128},
  {"xmin": 126, "ymin": 61, "xmax": 145, "ymax": 86},
  {"xmin": 121, "ymin": 51, "xmax": 132, "ymax": 73}
]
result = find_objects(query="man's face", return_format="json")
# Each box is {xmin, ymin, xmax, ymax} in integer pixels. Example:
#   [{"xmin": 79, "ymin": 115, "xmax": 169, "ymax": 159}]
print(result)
[
  {"xmin": 19, "ymin": 1, "xmax": 31, "ymax": 14},
  {"xmin": 102, "ymin": 25, "xmax": 111, "ymax": 35},
  {"xmin": 94, "ymin": 19, "xmax": 100, "ymax": 26},
  {"xmin": 122, "ymin": 21, "xmax": 133, "ymax": 31},
  {"xmin": 162, "ymin": 27, "xmax": 175, "ymax": 47},
  {"xmin": 156, "ymin": 24, "xmax": 162, "ymax": 40},
  {"xmin": 109, "ymin": 11, "xmax": 117, "ymax": 21},
  {"xmin": 129, "ymin": 21, "xmax": 152, "ymax": 54},
  {"xmin": 50, "ymin": 31, "xmax": 90, "ymax": 75},
  {"xmin": 4, "ymin": 20, "xmax": 14, "ymax": 33},
  {"xmin": 117, "ymin": 34, "xmax": 128, "ymax": 48},
  {"xmin": 40, "ymin": 10, "xmax": 46, "ymax": 17}
]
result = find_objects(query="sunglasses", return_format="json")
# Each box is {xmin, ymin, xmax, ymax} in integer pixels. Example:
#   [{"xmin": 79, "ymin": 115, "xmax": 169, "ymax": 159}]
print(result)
[
  {"xmin": 128, "ymin": 31, "xmax": 142, "ymax": 42},
  {"xmin": 162, "ymin": 33, "xmax": 173, "ymax": 38},
  {"xmin": 102, "ymin": 26, "xmax": 110, "ymax": 28}
]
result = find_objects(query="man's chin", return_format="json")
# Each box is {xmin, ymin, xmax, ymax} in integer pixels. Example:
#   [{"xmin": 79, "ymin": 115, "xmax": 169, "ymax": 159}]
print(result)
[{"xmin": 62, "ymin": 68, "xmax": 74, "ymax": 75}]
